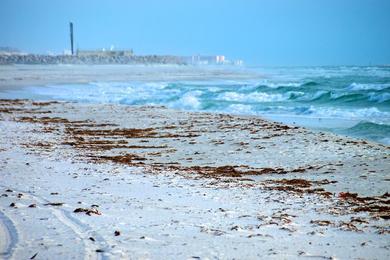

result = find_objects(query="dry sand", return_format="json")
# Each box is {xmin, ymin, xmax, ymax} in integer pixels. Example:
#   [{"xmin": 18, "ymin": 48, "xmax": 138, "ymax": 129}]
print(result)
[{"xmin": 0, "ymin": 99, "xmax": 389, "ymax": 259}]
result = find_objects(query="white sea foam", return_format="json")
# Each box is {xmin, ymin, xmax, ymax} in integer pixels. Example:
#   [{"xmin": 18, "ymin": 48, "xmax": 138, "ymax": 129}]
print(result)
[
  {"xmin": 254, "ymin": 81, "xmax": 302, "ymax": 89},
  {"xmin": 298, "ymin": 106, "xmax": 390, "ymax": 123},
  {"xmin": 225, "ymin": 104, "xmax": 255, "ymax": 115},
  {"xmin": 368, "ymin": 92, "xmax": 390, "ymax": 103},
  {"xmin": 170, "ymin": 91, "xmax": 202, "ymax": 110},
  {"xmin": 296, "ymin": 90, "xmax": 329, "ymax": 101},
  {"xmin": 217, "ymin": 92, "xmax": 287, "ymax": 102},
  {"xmin": 348, "ymin": 82, "xmax": 390, "ymax": 91}
]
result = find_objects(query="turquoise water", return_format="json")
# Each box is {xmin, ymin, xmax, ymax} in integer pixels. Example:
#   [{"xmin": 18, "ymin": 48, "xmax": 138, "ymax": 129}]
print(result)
[{"xmin": 2, "ymin": 66, "xmax": 390, "ymax": 144}]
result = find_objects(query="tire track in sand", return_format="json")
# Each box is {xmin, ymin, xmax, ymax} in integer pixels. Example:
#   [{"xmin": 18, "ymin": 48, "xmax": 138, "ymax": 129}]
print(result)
[
  {"xmin": 0, "ymin": 209, "xmax": 18, "ymax": 259},
  {"xmin": 0, "ymin": 185, "xmax": 114, "ymax": 260}
]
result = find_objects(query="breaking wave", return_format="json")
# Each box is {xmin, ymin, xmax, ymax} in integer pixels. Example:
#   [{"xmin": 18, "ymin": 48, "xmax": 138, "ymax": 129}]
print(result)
[
  {"xmin": 341, "ymin": 122, "xmax": 390, "ymax": 145},
  {"xmin": 2, "ymin": 65, "xmax": 390, "ymax": 144},
  {"xmin": 347, "ymin": 82, "xmax": 390, "ymax": 91}
]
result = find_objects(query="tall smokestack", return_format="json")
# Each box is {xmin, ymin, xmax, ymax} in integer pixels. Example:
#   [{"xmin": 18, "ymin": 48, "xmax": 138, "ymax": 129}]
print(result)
[{"xmin": 69, "ymin": 22, "xmax": 74, "ymax": 55}]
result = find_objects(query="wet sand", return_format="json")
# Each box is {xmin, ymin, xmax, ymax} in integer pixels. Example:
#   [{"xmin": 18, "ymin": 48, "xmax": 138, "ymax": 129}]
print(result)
[
  {"xmin": 0, "ymin": 65, "xmax": 261, "ymax": 90},
  {"xmin": 0, "ymin": 99, "xmax": 389, "ymax": 259}
]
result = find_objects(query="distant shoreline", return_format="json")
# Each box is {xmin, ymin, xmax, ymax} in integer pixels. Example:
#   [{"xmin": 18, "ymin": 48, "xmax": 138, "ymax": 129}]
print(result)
[{"xmin": 0, "ymin": 53, "xmax": 188, "ymax": 65}]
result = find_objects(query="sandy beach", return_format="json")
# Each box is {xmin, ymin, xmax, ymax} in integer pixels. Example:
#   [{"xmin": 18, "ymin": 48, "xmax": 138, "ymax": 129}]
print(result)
[
  {"xmin": 2, "ymin": 0, "xmax": 389, "ymax": 258},
  {"xmin": 0, "ymin": 94, "xmax": 389, "ymax": 259}
]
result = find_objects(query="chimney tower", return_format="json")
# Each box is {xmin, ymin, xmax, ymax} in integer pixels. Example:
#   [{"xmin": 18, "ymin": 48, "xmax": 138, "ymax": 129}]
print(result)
[{"xmin": 69, "ymin": 22, "xmax": 74, "ymax": 55}]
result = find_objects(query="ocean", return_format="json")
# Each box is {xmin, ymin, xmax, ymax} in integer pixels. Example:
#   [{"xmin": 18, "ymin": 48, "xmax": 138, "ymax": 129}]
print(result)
[{"xmin": 2, "ymin": 65, "xmax": 390, "ymax": 145}]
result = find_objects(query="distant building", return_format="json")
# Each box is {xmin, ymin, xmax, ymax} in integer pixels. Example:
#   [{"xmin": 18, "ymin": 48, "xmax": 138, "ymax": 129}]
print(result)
[
  {"xmin": 216, "ymin": 55, "xmax": 225, "ymax": 64},
  {"xmin": 234, "ymin": 59, "xmax": 244, "ymax": 66},
  {"xmin": 189, "ymin": 55, "xmax": 227, "ymax": 65},
  {"xmin": 63, "ymin": 49, "xmax": 72, "ymax": 55}
]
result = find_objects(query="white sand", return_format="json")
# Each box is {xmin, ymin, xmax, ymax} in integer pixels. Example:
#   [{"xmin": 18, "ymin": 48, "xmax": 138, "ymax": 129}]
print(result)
[{"xmin": 0, "ymin": 100, "xmax": 389, "ymax": 259}]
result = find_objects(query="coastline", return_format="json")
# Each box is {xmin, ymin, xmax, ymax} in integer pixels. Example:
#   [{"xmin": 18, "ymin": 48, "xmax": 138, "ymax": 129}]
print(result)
[
  {"xmin": 0, "ymin": 99, "xmax": 389, "ymax": 259},
  {"xmin": 2, "ymin": 64, "xmax": 389, "ymax": 146}
]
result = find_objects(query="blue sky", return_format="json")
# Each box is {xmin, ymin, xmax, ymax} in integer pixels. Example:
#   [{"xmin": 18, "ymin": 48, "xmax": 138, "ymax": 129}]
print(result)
[{"xmin": 1, "ymin": 0, "xmax": 389, "ymax": 66}]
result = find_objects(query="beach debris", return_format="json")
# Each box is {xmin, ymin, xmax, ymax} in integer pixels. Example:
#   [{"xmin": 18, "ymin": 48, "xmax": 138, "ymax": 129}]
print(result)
[
  {"xmin": 30, "ymin": 252, "xmax": 38, "ymax": 259},
  {"xmin": 167, "ymin": 165, "xmax": 297, "ymax": 178},
  {"xmin": 350, "ymin": 217, "xmax": 369, "ymax": 224},
  {"xmin": 230, "ymin": 225, "xmax": 240, "ymax": 231},
  {"xmin": 9, "ymin": 202, "xmax": 16, "ymax": 208},
  {"xmin": 271, "ymin": 212, "xmax": 294, "ymax": 225},
  {"xmin": 262, "ymin": 178, "xmax": 334, "ymax": 197},
  {"xmin": 247, "ymin": 233, "xmax": 273, "ymax": 238},
  {"xmin": 311, "ymin": 219, "xmax": 365, "ymax": 233},
  {"xmin": 298, "ymin": 251, "xmax": 334, "ymax": 260},
  {"xmin": 16, "ymin": 116, "xmax": 71, "ymax": 124},
  {"xmin": 74, "ymin": 207, "xmax": 101, "ymax": 216},
  {"xmin": 31, "ymin": 101, "xmax": 59, "ymax": 106},
  {"xmin": 376, "ymin": 228, "xmax": 390, "ymax": 234},
  {"xmin": 114, "ymin": 230, "xmax": 121, "ymax": 236},
  {"xmin": 200, "ymin": 226, "xmax": 226, "ymax": 236},
  {"xmin": 28, "ymin": 204, "xmax": 37, "ymax": 208},
  {"xmin": 65, "ymin": 127, "xmax": 158, "ymax": 139},
  {"xmin": 44, "ymin": 202, "xmax": 64, "ymax": 206},
  {"xmin": 271, "ymin": 179, "xmax": 312, "ymax": 188},
  {"xmin": 5, "ymin": 189, "xmax": 13, "ymax": 192},
  {"xmin": 280, "ymin": 226, "xmax": 296, "ymax": 232},
  {"xmin": 89, "ymin": 237, "xmax": 95, "ymax": 242},
  {"xmin": 310, "ymin": 220, "xmax": 333, "ymax": 226},
  {"xmin": 95, "ymin": 249, "xmax": 104, "ymax": 253},
  {"xmin": 21, "ymin": 142, "xmax": 54, "ymax": 150},
  {"xmin": 338, "ymin": 221, "xmax": 362, "ymax": 232},
  {"xmin": 89, "ymin": 154, "xmax": 146, "ymax": 165},
  {"xmin": 339, "ymin": 192, "xmax": 359, "ymax": 200},
  {"xmin": 334, "ymin": 192, "xmax": 390, "ymax": 220}
]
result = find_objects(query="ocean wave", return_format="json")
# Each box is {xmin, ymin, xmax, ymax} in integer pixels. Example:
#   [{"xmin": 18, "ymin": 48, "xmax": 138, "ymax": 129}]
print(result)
[
  {"xmin": 300, "ymin": 91, "xmax": 360, "ymax": 103},
  {"xmin": 347, "ymin": 121, "xmax": 390, "ymax": 133},
  {"xmin": 253, "ymin": 81, "xmax": 315, "ymax": 90},
  {"xmin": 296, "ymin": 106, "xmax": 390, "ymax": 122},
  {"xmin": 295, "ymin": 90, "xmax": 389, "ymax": 104},
  {"xmin": 225, "ymin": 104, "xmax": 255, "ymax": 115},
  {"xmin": 297, "ymin": 90, "xmax": 330, "ymax": 102},
  {"xmin": 301, "ymin": 81, "xmax": 319, "ymax": 87},
  {"xmin": 217, "ymin": 91, "xmax": 289, "ymax": 103},
  {"xmin": 368, "ymin": 93, "xmax": 390, "ymax": 103},
  {"xmin": 169, "ymin": 91, "xmax": 202, "ymax": 110},
  {"xmin": 342, "ymin": 121, "xmax": 390, "ymax": 144},
  {"xmin": 347, "ymin": 82, "xmax": 390, "ymax": 91},
  {"xmin": 2, "ymin": 65, "xmax": 388, "ymax": 145}
]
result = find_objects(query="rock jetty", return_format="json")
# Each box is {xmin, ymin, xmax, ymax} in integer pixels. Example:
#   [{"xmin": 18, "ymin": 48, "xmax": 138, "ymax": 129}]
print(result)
[{"xmin": 0, "ymin": 54, "xmax": 187, "ymax": 65}]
